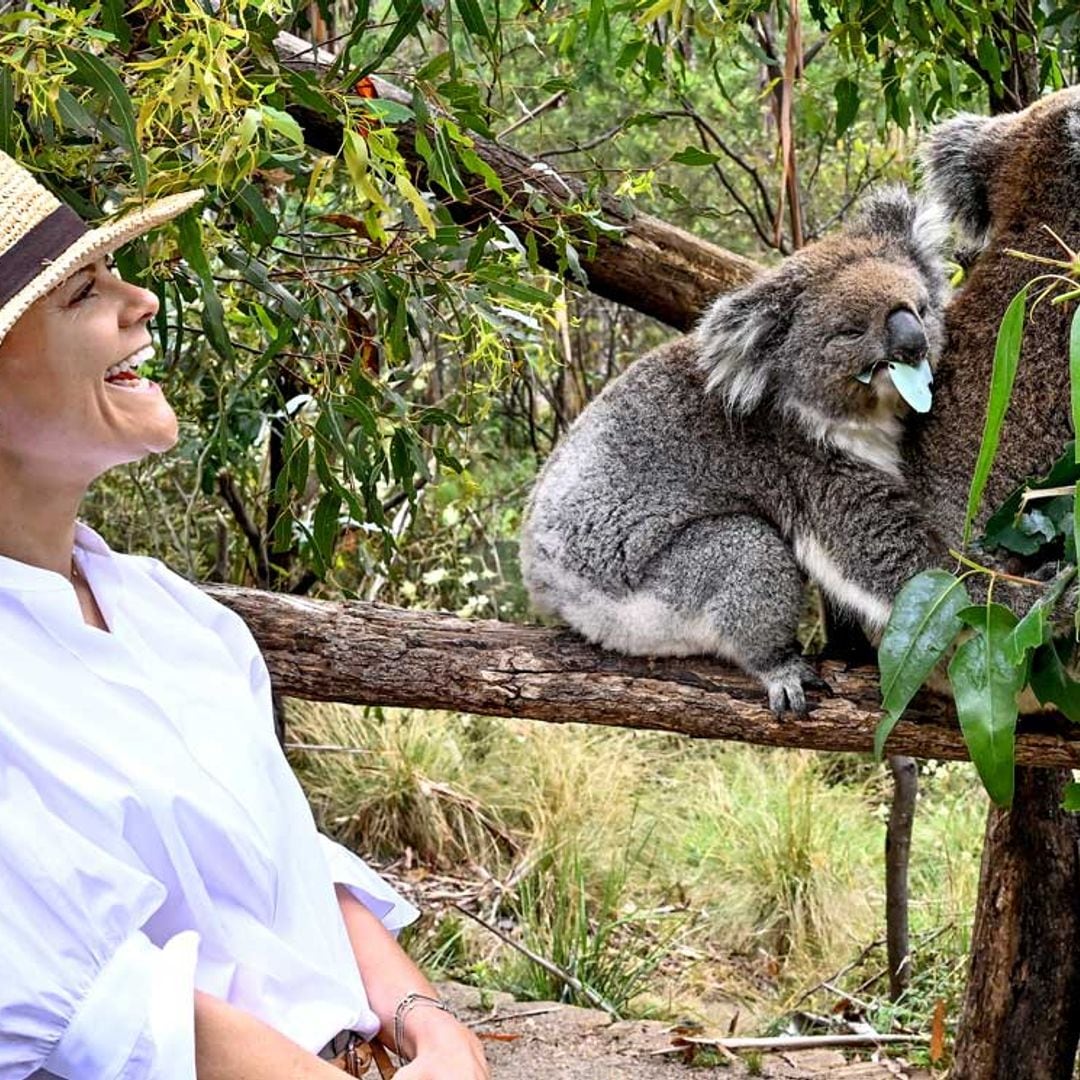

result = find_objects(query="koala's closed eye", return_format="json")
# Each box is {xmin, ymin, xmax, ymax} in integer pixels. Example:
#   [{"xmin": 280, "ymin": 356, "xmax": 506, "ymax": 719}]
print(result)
[{"xmin": 828, "ymin": 326, "xmax": 866, "ymax": 343}]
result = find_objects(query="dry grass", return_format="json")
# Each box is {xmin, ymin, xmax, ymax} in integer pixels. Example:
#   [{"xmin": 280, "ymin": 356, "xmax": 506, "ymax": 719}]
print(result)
[{"xmin": 285, "ymin": 699, "xmax": 985, "ymax": 1030}]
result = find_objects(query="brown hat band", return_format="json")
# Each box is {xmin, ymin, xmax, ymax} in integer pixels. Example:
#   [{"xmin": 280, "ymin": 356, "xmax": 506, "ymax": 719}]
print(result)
[{"xmin": 0, "ymin": 204, "xmax": 86, "ymax": 309}]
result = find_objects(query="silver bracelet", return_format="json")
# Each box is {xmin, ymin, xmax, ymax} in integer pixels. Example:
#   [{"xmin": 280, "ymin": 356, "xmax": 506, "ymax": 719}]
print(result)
[{"xmin": 393, "ymin": 991, "xmax": 451, "ymax": 1063}]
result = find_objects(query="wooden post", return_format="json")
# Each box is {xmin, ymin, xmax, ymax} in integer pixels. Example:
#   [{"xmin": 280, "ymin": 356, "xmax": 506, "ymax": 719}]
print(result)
[{"xmin": 951, "ymin": 767, "xmax": 1080, "ymax": 1079}]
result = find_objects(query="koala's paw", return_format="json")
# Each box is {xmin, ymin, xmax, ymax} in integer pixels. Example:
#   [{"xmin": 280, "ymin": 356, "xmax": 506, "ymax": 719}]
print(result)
[{"xmin": 762, "ymin": 658, "xmax": 831, "ymax": 720}]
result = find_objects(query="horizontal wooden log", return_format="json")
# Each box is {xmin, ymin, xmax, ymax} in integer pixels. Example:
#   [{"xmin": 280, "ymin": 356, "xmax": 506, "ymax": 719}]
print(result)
[
  {"xmin": 204, "ymin": 586, "xmax": 1080, "ymax": 768},
  {"xmin": 274, "ymin": 31, "xmax": 761, "ymax": 331}
]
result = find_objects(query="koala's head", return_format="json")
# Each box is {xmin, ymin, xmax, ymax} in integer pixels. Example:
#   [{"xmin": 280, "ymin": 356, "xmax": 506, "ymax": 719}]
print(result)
[
  {"xmin": 921, "ymin": 87, "xmax": 1080, "ymax": 254},
  {"xmin": 696, "ymin": 186, "xmax": 949, "ymax": 441}
]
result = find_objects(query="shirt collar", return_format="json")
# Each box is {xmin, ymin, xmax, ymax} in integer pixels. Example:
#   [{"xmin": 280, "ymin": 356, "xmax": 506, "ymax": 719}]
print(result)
[{"xmin": 0, "ymin": 521, "xmax": 114, "ymax": 592}]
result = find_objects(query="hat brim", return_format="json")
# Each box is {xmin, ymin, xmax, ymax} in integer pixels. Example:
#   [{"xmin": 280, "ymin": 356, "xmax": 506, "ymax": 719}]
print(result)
[{"xmin": 0, "ymin": 187, "xmax": 205, "ymax": 343}]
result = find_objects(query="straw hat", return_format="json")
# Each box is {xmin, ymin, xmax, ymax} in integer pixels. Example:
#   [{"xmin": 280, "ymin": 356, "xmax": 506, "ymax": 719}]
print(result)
[{"xmin": 0, "ymin": 150, "xmax": 204, "ymax": 343}]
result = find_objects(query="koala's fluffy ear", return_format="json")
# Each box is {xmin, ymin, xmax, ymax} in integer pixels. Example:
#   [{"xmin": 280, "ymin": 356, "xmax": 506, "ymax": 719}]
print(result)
[
  {"xmin": 696, "ymin": 263, "xmax": 805, "ymax": 414},
  {"xmin": 920, "ymin": 112, "xmax": 1016, "ymax": 250},
  {"xmin": 847, "ymin": 184, "xmax": 950, "ymax": 287}
]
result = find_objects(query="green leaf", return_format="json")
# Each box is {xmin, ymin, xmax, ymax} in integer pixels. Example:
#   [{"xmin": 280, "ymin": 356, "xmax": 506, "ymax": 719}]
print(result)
[
  {"xmin": 834, "ymin": 77, "xmax": 860, "ymax": 138},
  {"xmin": 458, "ymin": 147, "xmax": 506, "ymax": 199},
  {"xmin": 948, "ymin": 602, "xmax": 1023, "ymax": 806},
  {"xmin": 359, "ymin": 98, "xmax": 416, "ymax": 124},
  {"xmin": 233, "ymin": 183, "xmax": 279, "ymax": 248},
  {"xmin": 1030, "ymin": 639, "xmax": 1080, "ymax": 723},
  {"xmin": 176, "ymin": 212, "xmax": 234, "ymax": 362},
  {"xmin": 218, "ymin": 249, "xmax": 305, "ymax": 322},
  {"xmin": 875, "ymin": 569, "xmax": 970, "ymax": 757},
  {"xmin": 671, "ymin": 146, "xmax": 721, "ymax": 167},
  {"xmin": 1005, "ymin": 564, "xmax": 1077, "ymax": 665},
  {"xmin": 963, "ymin": 284, "xmax": 1029, "ymax": 547},
  {"xmin": 1063, "ymin": 782, "xmax": 1080, "ymax": 812},
  {"xmin": 455, "ymin": 0, "xmax": 494, "ymax": 44},
  {"xmin": 0, "ymin": 68, "xmax": 15, "ymax": 154},
  {"xmin": 1071, "ymin": 307, "xmax": 1080, "ymax": 466},
  {"xmin": 976, "ymin": 34, "xmax": 1003, "ymax": 89},
  {"xmin": 312, "ymin": 490, "xmax": 342, "ymax": 567},
  {"xmin": 983, "ymin": 441, "xmax": 1080, "ymax": 552},
  {"xmin": 260, "ymin": 105, "xmax": 305, "ymax": 146},
  {"xmin": 587, "ymin": 0, "xmax": 608, "ymax": 45},
  {"xmin": 59, "ymin": 46, "xmax": 146, "ymax": 189},
  {"xmin": 348, "ymin": 0, "xmax": 425, "ymax": 81}
]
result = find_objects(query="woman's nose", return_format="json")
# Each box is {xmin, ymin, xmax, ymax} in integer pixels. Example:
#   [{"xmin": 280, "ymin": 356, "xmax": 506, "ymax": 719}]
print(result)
[{"xmin": 118, "ymin": 280, "xmax": 159, "ymax": 325}]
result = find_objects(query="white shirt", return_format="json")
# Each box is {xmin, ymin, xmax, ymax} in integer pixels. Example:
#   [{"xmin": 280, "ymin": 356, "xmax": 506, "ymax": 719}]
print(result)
[{"xmin": 0, "ymin": 524, "xmax": 418, "ymax": 1079}]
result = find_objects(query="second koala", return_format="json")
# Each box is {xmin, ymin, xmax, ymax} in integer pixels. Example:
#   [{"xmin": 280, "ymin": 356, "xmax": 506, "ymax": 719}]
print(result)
[{"xmin": 521, "ymin": 188, "xmax": 948, "ymax": 717}]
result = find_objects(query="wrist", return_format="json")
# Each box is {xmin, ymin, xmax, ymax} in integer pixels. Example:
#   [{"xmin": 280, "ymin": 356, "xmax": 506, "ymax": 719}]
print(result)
[{"xmin": 393, "ymin": 991, "xmax": 453, "ymax": 1061}]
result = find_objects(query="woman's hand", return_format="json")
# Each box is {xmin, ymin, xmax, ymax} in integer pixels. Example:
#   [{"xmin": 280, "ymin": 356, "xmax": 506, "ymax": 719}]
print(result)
[{"xmin": 394, "ymin": 1006, "xmax": 490, "ymax": 1079}]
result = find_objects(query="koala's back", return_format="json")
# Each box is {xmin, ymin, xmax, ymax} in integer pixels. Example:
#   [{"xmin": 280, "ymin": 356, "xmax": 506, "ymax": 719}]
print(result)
[
  {"xmin": 522, "ymin": 336, "xmax": 798, "ymax": 608},
  {"xmin": 914, "ymin": 88, "xmax": 1080, "ymax": 543}
]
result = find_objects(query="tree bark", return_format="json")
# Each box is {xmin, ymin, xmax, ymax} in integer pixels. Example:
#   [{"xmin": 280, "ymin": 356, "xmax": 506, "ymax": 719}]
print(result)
[
  {"xmin": 202, "ymin": 586, "xmax": 1080, "ymax": 768},
  {"xmin": 274, "ymin": 32, "xmax": 761, "ymax": 332},
  {"xmin": 885, "ymin": 755, "xmax": 917, "ymax": 1001},
  {"xmin": 951, "ymin": 767, "xmax": 1080, "ymax": 1079}
]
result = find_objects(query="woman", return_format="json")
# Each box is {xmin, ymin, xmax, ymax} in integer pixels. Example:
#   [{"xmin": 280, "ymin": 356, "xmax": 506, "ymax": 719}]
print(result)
[{"xmin": 0, "ymin": 152, "xmax": 489, "ymax": 1079}]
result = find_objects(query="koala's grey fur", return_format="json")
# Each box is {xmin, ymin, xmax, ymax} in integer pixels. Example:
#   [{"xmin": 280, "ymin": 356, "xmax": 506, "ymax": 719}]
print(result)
[{"xmin": 521, "ymin": 188, "xmax": 949, "ymax": 717}]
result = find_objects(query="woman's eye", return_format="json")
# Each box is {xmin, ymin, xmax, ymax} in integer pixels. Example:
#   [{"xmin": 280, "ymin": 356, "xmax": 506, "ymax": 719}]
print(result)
[{"xmin": 71, "ymin": 282, "xmax": 96, "ymax": 304}]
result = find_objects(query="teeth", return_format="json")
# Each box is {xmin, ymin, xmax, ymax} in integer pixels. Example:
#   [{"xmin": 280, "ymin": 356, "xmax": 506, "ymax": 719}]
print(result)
[{"xmin": 105, "ymin": 345, "xmax": 154, "ymax": 381}]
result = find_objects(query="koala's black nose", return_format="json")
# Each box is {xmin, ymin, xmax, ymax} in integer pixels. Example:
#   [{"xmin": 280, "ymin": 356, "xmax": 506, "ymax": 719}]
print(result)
[{"xmin": 886, "ymin": 308, "xmax": 928, "ymax": 362}]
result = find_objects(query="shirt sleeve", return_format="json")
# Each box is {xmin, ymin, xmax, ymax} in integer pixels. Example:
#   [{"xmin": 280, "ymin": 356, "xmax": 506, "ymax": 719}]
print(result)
[
  {"xmin": 0, "ymin": 764, "xmax": 199, "ymax": 1080},
  {"xmin": 319, "ymin": 835, "xmax": 419, "ymax": 935}
]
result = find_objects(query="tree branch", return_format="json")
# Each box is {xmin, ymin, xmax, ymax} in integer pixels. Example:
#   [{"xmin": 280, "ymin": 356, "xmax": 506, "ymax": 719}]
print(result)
[
  {"xmin": 274, "ymin": 31, "xmax": 761, "ymax": 331},
  {"xmin": 203, "ymin": 586, "xmax": 1080, "ymax": 769}
]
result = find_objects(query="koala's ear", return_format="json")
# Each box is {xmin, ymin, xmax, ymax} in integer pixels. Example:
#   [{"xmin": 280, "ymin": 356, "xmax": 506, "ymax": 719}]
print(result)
[
  {"xmin": 847, "ymin": 184, "xmax": 950, "ymax": 287},
  {"xmin": 920, "ymin": 112, "xmax": 1016, "ymax": 250},
  {"xmin": 696, "ymin": 264, "xmax": 803, "ymax": 414}
]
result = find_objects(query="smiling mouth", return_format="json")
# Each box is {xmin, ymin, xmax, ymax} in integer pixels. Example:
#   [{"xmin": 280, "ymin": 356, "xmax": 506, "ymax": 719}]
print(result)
[{"xmin": 105, "ymin": 344, "xmax": 155, "ymax": 389}]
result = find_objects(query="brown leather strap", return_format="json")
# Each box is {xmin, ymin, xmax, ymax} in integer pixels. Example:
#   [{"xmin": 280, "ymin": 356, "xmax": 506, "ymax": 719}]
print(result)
[
  {"xmin": 370, "ymin": 1040, "xmax": 398, "ymax": 1078},
  {"xmin": 329, "ymin": 1036, "xmax": 397, "ymax": 1077}
]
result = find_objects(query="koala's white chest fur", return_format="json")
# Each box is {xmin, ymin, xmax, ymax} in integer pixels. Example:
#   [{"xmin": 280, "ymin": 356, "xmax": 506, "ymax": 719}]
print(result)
[{"xmin": 787, "ymin": 399, "xmax": 906, "ymax": 478}]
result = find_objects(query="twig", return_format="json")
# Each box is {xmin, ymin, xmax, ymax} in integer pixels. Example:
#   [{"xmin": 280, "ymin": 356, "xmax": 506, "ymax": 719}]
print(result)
[
  {"xmin": 540, "ymin": 123, "xmax": 630, "ymax": 158},
  {"xmin": 468, "ymin": 1005, "xmax": 563, "ymax": 1028},
  {"xmin": 284, "ymin": 741, "xmax": 376, "ymax": 756},
  {"xmin": 790, "ymin": 936, "xmax": 885, "ymax": 1009},
  {"xmin": 498, "ymin": 91, "xmax": 568, "ymax": 139},
  {"xmin": 653, "ymin": 1033, "xmax": 928, "ymax": 1055},
  {"xmin": 217, "ymin": 469, "xmax": 270, "ymax": 585},
  {"xmin": 452, "ymin": 903, "xmax": 620, "ymax": 1018}
]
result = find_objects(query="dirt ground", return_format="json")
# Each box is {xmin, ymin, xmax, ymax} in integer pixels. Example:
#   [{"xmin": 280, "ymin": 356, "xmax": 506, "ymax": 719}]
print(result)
[{"xmin": 440, "ymin": 983, "xmax": 933, "ymax": 1079}]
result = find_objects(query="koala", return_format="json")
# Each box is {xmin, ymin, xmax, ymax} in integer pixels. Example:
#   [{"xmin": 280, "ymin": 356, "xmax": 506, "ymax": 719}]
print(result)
[
  {"xmin": 521, "ymin": 187, "xmax": 949, "ymax": 717},
  {"xmin": 910, "ymin": 88, "xmax": 1080, "ymax": 553}
]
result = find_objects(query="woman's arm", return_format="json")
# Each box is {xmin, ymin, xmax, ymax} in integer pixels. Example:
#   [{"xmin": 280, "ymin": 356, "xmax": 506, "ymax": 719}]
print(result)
[
  {"xmin": 335, "ymin": 885, "xmax": 490, "ymax": 1079},
  {"xmin": 194, "ymin": 991, "xmax": 345, "ymax": 1080}
]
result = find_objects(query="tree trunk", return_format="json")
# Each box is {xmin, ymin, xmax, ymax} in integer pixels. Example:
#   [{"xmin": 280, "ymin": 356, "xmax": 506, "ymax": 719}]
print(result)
[
  {"xmin": 951, "ymin": 767, "xmax": 1080, "ymax": 1079},
  {"xmin": 885, "ymin": 755, "xmax": 917, "ymax": 1001}
]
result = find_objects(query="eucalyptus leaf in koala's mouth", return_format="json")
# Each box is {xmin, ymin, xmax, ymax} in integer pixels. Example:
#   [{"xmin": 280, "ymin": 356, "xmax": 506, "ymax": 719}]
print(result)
[{"xmin": 854, "ymin": 356, "xmax": 934, "ymax": 413}]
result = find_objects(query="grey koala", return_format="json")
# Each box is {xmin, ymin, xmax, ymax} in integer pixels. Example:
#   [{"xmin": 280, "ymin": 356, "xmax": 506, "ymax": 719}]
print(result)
[{"xmin": 520, "ymin": 188, "xmax": 949, "ymax": 717}]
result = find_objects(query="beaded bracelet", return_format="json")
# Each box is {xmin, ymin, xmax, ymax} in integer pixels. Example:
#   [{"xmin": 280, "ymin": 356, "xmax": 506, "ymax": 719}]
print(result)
[{"xmin": 393, "ymin": 991, "xmax": 451, "ymax": 1063}]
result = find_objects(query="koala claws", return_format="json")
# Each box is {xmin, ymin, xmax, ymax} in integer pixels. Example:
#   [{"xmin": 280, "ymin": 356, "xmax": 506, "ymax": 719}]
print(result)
[
  {"xmin": 803, "ymin": 671, "xmax": 834, "ymax": 695},
  {"xmin": 763, "ymin": 659, "xmax": 829, "ymax": 720}
]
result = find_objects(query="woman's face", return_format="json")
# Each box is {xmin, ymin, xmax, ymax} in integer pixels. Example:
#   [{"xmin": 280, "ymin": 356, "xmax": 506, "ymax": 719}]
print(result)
[{"xmin": 0, "ymin": 258, "xmax": 178, "ymax": 485}]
